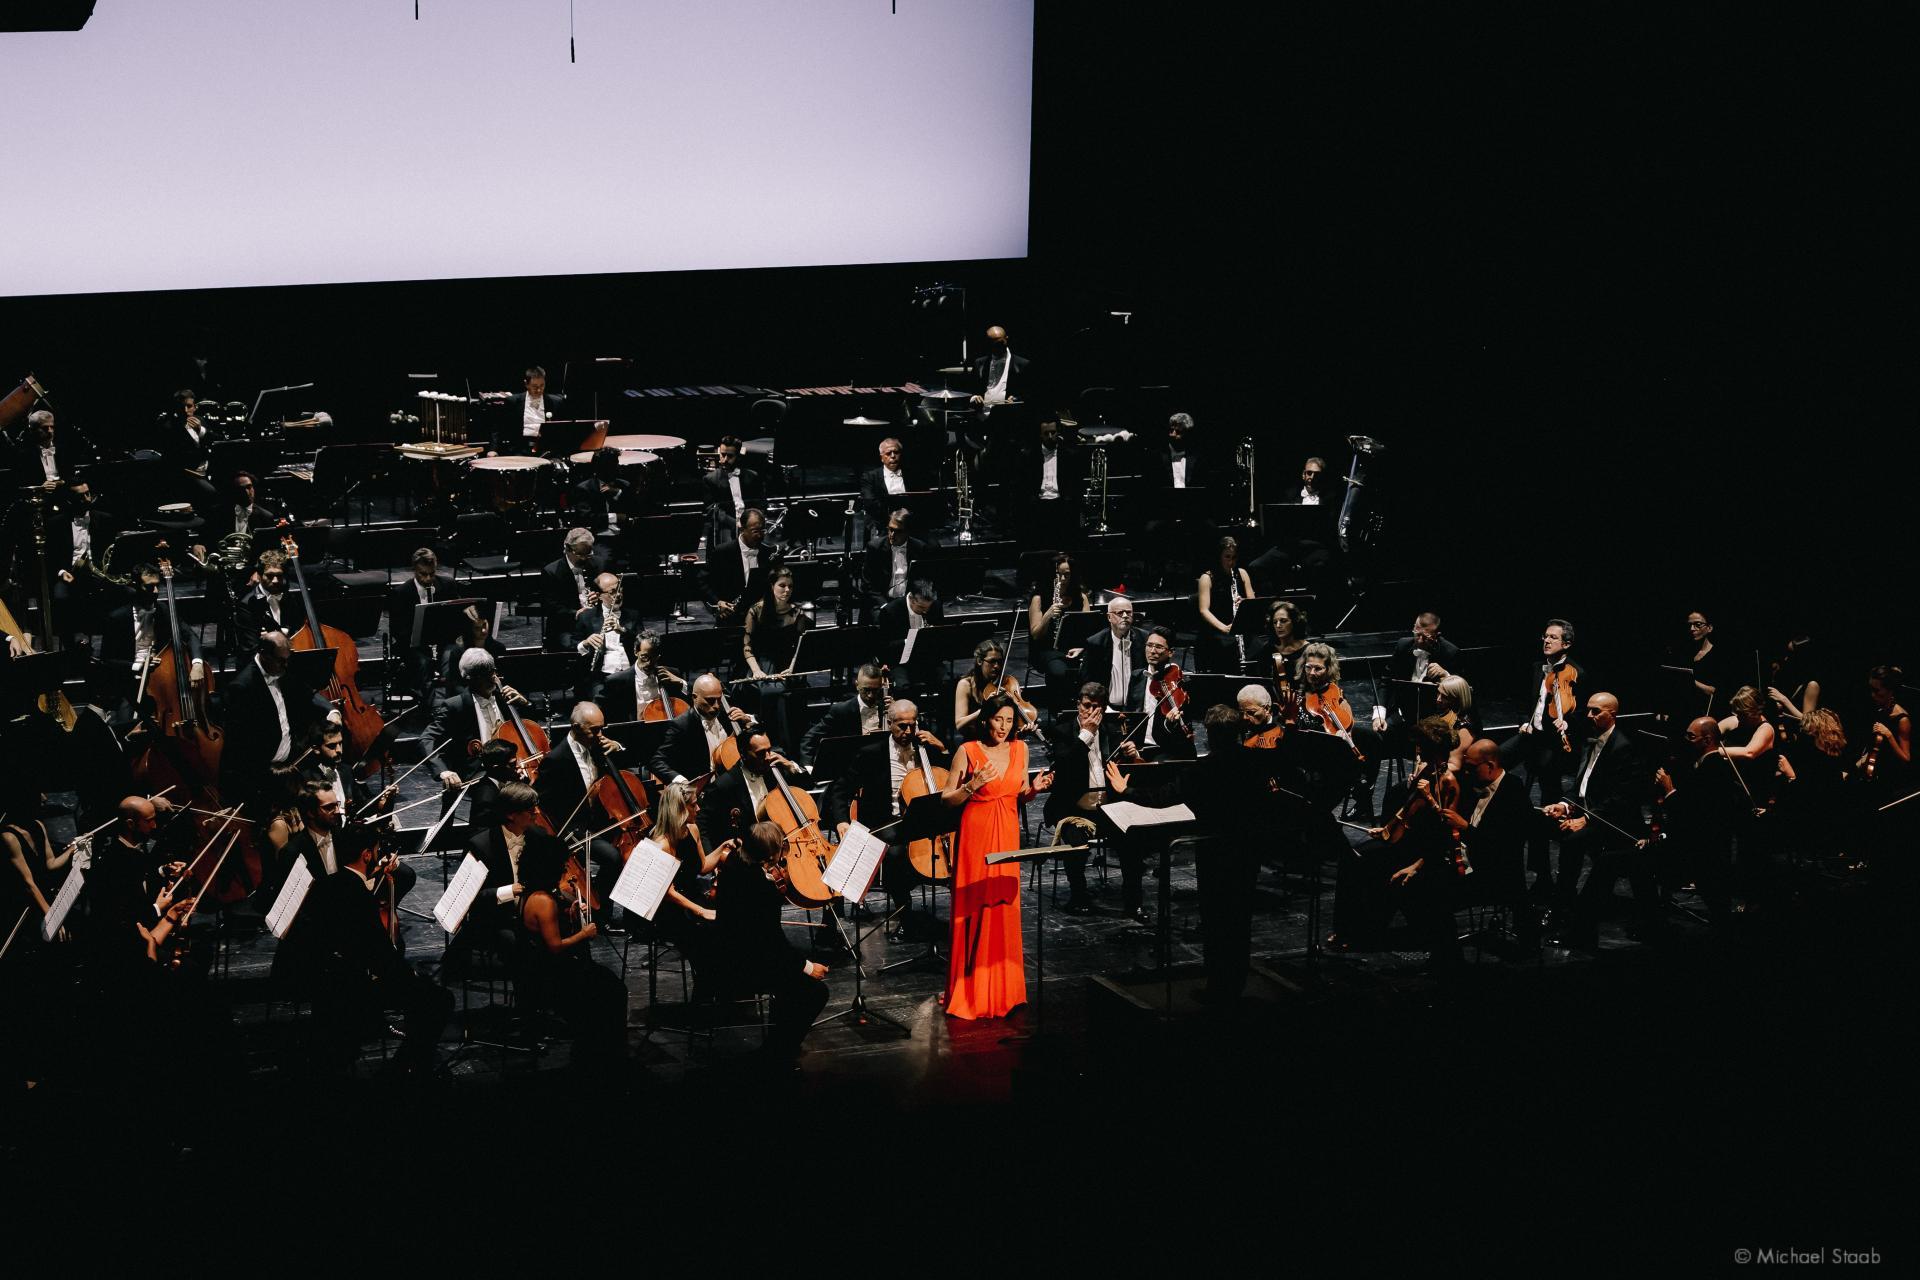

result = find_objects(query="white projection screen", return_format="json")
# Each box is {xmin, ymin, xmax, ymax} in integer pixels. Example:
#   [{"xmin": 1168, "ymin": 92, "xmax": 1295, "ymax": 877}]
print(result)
[{"xmin": 1, "ymin": 0, "xmax": 1034, "ymax": 297}]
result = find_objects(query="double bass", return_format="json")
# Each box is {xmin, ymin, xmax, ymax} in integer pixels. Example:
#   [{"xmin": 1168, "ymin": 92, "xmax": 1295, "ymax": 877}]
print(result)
[{"xmin": 279, "ymin": 528, "xmax": 387, "ymax": 771}]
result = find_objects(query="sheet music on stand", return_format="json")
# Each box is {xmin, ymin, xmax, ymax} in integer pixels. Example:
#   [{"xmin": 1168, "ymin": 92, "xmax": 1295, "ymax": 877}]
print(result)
[
  {"xmin": 823, "ymin": 822, "xmax": 888, "ymax": 902},
  {"xmin": 609, "ymin": 838, "xmax": 679, "ymax": 921},
  {"xmin": 265, "ymin": 857, "xmax": 315, "ymax": 939},
  {"xmin": 1099, "ymin": 800, "xmax": 1197, "ymax": 833},
  {"xmin": 900, "ymin": 626, "xmax": 921, "ymax": 665},
  {"xmin": 41, "ymin": 863, "xmax": 86, "ymax": 942},
  {"xmin": 432, "ymin": 853, "xmax": 490, "ymax": 936}
]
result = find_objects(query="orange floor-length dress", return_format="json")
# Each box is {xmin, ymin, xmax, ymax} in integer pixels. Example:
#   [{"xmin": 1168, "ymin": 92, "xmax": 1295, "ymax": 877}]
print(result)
[{"xmin": 945, "ymin": 738, "xmax": 1029, "ymax": 1020}]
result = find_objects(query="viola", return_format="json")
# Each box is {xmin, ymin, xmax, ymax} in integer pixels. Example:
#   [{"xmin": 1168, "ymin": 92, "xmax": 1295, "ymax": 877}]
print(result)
[
  {"xmin": 1146, "ymin": 662, "xmax": 1194, "ymax": 740},
  {"xmin": 757, "ymin": 758, "xmax": 836, "ymax": 908},
  {"xmin": 279, "ymin": 527, "xmax": 388, "ymax": 772},
  {"xmin": 1302, "ymin": 680, "xmax": 1365, "ymax": 760},
  {"xmin": 1541, "ymin": 661, "xmax": 1577, "ymax": 754}
]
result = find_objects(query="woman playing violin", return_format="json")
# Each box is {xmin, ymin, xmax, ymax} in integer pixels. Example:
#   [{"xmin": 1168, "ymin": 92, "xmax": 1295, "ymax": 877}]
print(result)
[
  {"xmin": 516, "ymin": 829, "xmax": 629, "ymax": 1071},
  {"xmin": 954, "ymin": 637, "xmax": 1038, "ymax": 738},
  {"xmin": 1327, "ymin": 716, "xmax": 1463, "ymax": 954},
  {"xmin": 1251, "ymin": 599, "xmax": 1310, "ymax": 693},
  {"xmin": 650, "ymin": 779, "xmax": 733, "ymax": 967}
]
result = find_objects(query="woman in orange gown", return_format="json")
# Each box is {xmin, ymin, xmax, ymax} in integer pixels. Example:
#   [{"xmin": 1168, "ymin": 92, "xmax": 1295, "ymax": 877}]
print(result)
[{"xmin": 943, "ymin": 695, "xmax": 1053, "ymax": 1020}]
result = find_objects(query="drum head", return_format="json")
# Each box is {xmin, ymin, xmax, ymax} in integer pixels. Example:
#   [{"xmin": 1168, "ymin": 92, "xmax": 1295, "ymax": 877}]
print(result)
[{"xmin": 469, "ymin": 456, "xmax": 549, "ymax": 471}]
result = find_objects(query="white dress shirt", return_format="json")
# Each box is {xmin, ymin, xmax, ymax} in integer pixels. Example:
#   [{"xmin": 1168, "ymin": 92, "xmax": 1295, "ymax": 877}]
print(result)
[
  {"xmin": 1107, "ymin": 631, "xmax": 1131, "ymax": 710},
  {"xmin": 257, "ymin": 655, "xmax": 292, "ymax": 762},
  {"xmin": 1299, "ymin": 487, "xmax": 1319, "ymax": 506},
  {"xmin": 1078, "ymin": 726, "xmax": 1103, "ymax": 783},
  {"xmin": 985, "ymin": 353, "xmax": 1013, "ymax": 404},
  {"xmin": 313, "ymin": 830, "xmax": 337, "ymax": 876},
  {"xmin": 888, "ymin": 544, "xmax": 909, "ymax": 598},
  {"xmin": 494, "ymin": 827, "xmax": 529, "ymax": 904},
  {"xmin": 70, "ymin": 515, "xmax": 91, "ymax": 566},
  {"xmin": 39, "ymin": 446, "xmax": 58, "ymax": 483},
  {"xmin": 522, "ymin": 394, "xmax": 546, "ymax": 439},
  {"xmin": 727, "ymin": 468, "xmax": 745, "ymax": 515},
  {"xmin": 131, "ymin": 606, "xmax": 156, "ymax": 671},
  {"xmin": 743, "ymin": 767, "xmax": 771, "ymax": 819},
  {"xmin": 633, "ymin": 667, "xmax": 664, "ymax": 713},
  {"xmin": 474, "ymin": 692, "xmax": 503, "ymax": 743},
  {"xmin": 860, "ymin": 701, "xmax": 883, "ymax": 734},
  {"xmin": 1469, "ymin": 769, "xmax": 1504, "ymax": 828},
  {"xmin": 569, "ymin": 734, "xmax": 602, "ymax": 788},
  {"xmin": 882, "ymin": 466, "xmax": 906, "ymax": 496},
  {"xmin": 702, "ymin": 712, "xmax": 730, "ymax": 755},
  {"xmin": 888, "ymin": 742, "xmax": 914, "ymax": 818},
  {"xmin": 1040, "ymin": 446, "xmax": 1059, "ymax": 500},
  {"xmin": 1171, "ymin": 455, "xmax": 1188, "ymax": 489},
  {"xmin": 1577, "ymin": 727, "xmax": 1613, "ymax": 800},
  {"xmin": 740, "ymin": 540, "xmax": 759, "ymax": 578}
]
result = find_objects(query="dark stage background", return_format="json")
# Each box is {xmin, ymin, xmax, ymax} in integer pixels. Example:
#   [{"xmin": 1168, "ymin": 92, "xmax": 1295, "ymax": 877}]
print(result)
[{"xmin": 4, "ymin": 4, "xmax": 1912, "ymax": 669}]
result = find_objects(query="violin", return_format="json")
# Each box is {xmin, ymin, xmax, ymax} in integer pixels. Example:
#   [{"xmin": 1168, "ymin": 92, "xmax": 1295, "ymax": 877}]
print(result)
[
  {"xmin": 757, "ymin": 757, "xmax": 836, "ymax": 908},
  {"xmin": 1380, "ymin": 759, "xmax": 1470, "ymax": 874},
  {"xmin": 1302, "ymin": 680, "xmax": 1365, "ymax": 760},
  {"xmin": 1541, "ymin": 661, "xmax": 1577, "ymax": 754},
  {"xmin": 279, "ymin": 527, "xmax": 389, "ymax": 774},
  {"xmin": 1146, "ymin": 662, "xmax": 1194, "ymax": 739}
]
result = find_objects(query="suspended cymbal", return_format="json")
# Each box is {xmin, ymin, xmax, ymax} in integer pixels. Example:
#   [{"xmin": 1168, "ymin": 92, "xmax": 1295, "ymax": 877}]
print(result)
[
  {"xmin": 937, "ymin": 366, "xmax": 970, "ymax": 376},
  {"xmin": 1347, "ymin": 433, "xmax": 1386, "ymax": 454},
  {"xmin": 921, "ymin": 388, "xmax": 972, "ymax": 401},
  {"xmin": 842, "ymin": 416, "xmax": 890, "ymax": 426}
]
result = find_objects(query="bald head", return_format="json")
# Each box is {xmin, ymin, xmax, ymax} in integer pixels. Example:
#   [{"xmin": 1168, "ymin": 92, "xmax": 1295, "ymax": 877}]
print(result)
[
  {"xmin": 693, "ymin": 673, "xmax": 726, "ymax": 717},
  {"xmin": 985, "ymin": 325, "xmax": 1008, "ymax": 347},
  {"xmin": 1685, "ymin": 716, "xmax": 1721, "ymax": 755},
  {"xmin": 258, "ymin": 630, "xmax": 291, "ymax": 675},
  {"xmin": 1585, "ymin": 691, "xmax": 1619, "ymax": 732},
  {"xmin": 118, "ymin": 795, "xmax": 156, "ymax": 827}
]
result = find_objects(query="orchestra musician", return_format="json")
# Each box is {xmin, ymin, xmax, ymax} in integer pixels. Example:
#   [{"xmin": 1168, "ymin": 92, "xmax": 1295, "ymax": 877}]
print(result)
[
  {"xmin": 287, "ymin": 822, "xmax": 453, "ymax": 1081},
  {"xmin": 450, "ymin": 779, "xmax": 545, "ymax": 963},
  {"xmin": 1851, "ymin": 665, "xmax": 1913, "ymax": 875},
  {"xmin": 1044, "ymin": 683, "xmax": 1128, "ymax": 916},
  {"xmin": 861, "ymin": 507, "xmax": 929, "ymax": 617},
  {"xmin": 497, "ymin": 365, "xmax": 566, "ymax": 456},
  {"xmin": 1441, "ymin": 739, "xmax": 1539, "ymax": 959},
  {"xmin": 827, "ymin": 699, "xmax": 950, "ymax": 940},
  {"xmin": 568, "ymin": 446, "xmax": 635, "ymax": 526},
  {"xmin": 1327, "ymin": 717, "xmax": 1464, "ymax": 958},
  {"xmin": 1118, "ymin": 627, "xmax": 1196, "ymax": 761},
  {"xmin": 531, "ymin": 701, "xmax": 630, "ymax": 912},
  {"xmin": 1017, "ymin": 413, "xmax": 1086, "ymax": 546},
  {"xmin": 1027, "ymin": 550, "xmax": 1091, "ymax": 712},
  {"xmin": 741, "ymin": 565, "xmax": 811, "ymax": 752},
  {"xmin": 1652, "ymin": 716, "xmax": 1747, "ymax": 925},
  {"xmin": 1195, "ymin": 536, "xmax": 1256, "ymax": 674},
  {"xmin": 1155, "ymin": 412, "xmax": 1213, "ymax": 491},
  {"xmin": 1540, "ymin": 693, "xmax": 1645, "ymax": 949},
  {"xmin": 703, "ymin": 729, "xmax": 806, "ymax": 856},
  {"xmin": 628, "ymin": 630, "xmax": 690, "ymax": 726},
  {"xmin": 304, "ymin": 721, "xmax": 396, "ymax": 822},
  {"xmin": 1500, "ymin": 618, "xmax": 1585, "ymax": 899},
  {"xmin": 647, "ymin": 779, "xmax": 727, "ymax": 966},
  {"xmin": 800, "ymin": 661, "xmax": 888, "ymax": 767},
  {"xmin": 1764, "ymin": 632, "xmax": 1823, "ymax": 731},
  {"xmin": 423, "ymin": 648, "xmax": 534, "ymax": 790},
  {"xmin": 540, "ymin": 528, "xmax": 610, "ymax": 649},
  {"xmin": 158, "ymin": 389, "xmax": 219, "ymax": 507},
  {"xmin": 573, "ymin": 571, "xmax": 642, "ymax": 709},
  {"xmin": 651, "ymin": 672, "xmax": 755, "ymax": 786},
  {"xmin": 386, "ymin": 547, "xmax": 454, "ymax": 704},
  {"xmin": 10, "ymin": 409, "xmax": 87, "ymax": 492},
  {"xmin": 514, "ymin": 826, "xmax": 629, "ymax": 1074},
  {"xmin": 1681, "ymin": 609, "xmax": 1739, "ymax": 721},
  {"xmin": 1078, "ymin": 595, "xmax": 1145, "ymax": 715},
  {"xmin": 859, "ymin": 436, "xmax": 925, "ymax": 530},
  {"xmin": 1716, "ymin": 686, "xmax": 1779, "ymax": 797},
  {"xmin": 878, "ymin": 579, "xmax": 944, "ymax": 692},
  {"xmin": 224, "ymin": 470, "xmax": 282, "ymax": 537},
  {"xmin": 713, "ymin": 821, "xmax": 831, "ymax": 1069},
  {"xmin": 1296, "ymin": 642, "xmax": 1381, "ymax": 815},
  {"xmin": 236, "ymin": 549, "xmax": 310, "ymax": 640},
  {"xmin": 701, "ymin": 434, "xmax": 766, "ymax": 547},
  {"xmin": 707, "ymin": 506, "xmax": 773, "ymax": 623},
  {"xmin": 1774, "ymin": 707, "xmax": 1848, "ymax": 864},
  {"xmin": 1247, "ymin": 599, "xmax": 1309, "ymax": 690},
  {"xmin": 954, "ymin": 637, "xmax": 1037, "ymax": 739},
  {"xmin": 970, "ymin": 324, "xmax": 1029, "ymax": 411},
  {"xmin": 218, "ymin": 630, "xmax": 336, "ymax": 804},
  {"xmin": 36, "ymin": 480, "xmax": 115, "ymax": 648},
  {"xmin": 436, "ymin": 604, "xmax": 506, "ymax": 697}
]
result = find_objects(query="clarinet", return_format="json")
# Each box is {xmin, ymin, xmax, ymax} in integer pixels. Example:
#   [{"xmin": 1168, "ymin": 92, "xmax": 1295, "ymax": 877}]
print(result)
[
  {"xmin": 1226, "ymin": 570, "xmax": 1246, "ymax": 667},
  {"xmin": 1048, "ymin": 574, "xmax": 1067, "ymax": 650}
]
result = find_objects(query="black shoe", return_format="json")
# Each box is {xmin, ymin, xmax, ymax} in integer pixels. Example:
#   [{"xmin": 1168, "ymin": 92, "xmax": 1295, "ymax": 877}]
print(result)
[
  {"xmin": 1060, "ymin": 896, "xmax": 1094, "ymax": 915},
  {"xmin": 1129, "ymin": 906, "xmax": 1157, "ymax": 926}
]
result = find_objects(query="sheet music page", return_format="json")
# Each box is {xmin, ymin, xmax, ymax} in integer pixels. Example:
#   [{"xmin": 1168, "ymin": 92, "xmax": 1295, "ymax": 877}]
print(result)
[
  {"xmin": 1099, "ymin": 800, "xmax": 1197, "ymax": 832},
  {"xmin": 899, "ymin": 628, "xmax": 919, "ymax": 664},
  {"xmin": 265, "ymin": 857, "xmax": 315, "ymax": 939},
  {"xmin": 41, "ymin": 865, "xmax": 86, "ymax": 941},
  {"xmin": 610, "ymin": 838, "xmax": 678, "ymax": 921},
  {"xmin": 824, "ymin": 822, "xmax": 886, "ymax": 900},
  {"xmin": 432, "ymin": 853, "xmax": 489, "ymax": 936}
]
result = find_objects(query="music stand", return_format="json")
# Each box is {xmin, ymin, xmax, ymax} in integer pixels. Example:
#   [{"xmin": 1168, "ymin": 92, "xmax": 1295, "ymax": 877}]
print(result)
[
  {"xmin": 408, "ymin": 596, "xmax": 487, "ymax": 649},
  {"xmin": 805, "ymin": 731, "xmax": 868, "ymax": 781},
  {"xmin": 534, "ymin": 419, "xmax": 607, "ymax": 457},
  {"xmin": 793, "ymin": 623, "xmax": 880, "ymax": 683},
  {"xmin": 913, "ymin": 555, "xmax": 989, "ymax": 603},
  {"xmin": 983, "ymin": 841, "xmax": 1088, "ymax": 1044},
  {"xmin": 813, "ymin": 823, "xmax": 913, "ymax": 1040},
  {"xmin": 662, "ymin": 627, "xmax": 739, "ymax": 684},
  {"xmin": 285, "ymin": 646, "xmax": 340, "ymax": 692},
  {"xmin": 1382, "ymin": 677, "xmax": 1440, "ymax": 726},
  {"xmin": 206, "ymin": 439, "xmax": 278, "ymax": 491}
]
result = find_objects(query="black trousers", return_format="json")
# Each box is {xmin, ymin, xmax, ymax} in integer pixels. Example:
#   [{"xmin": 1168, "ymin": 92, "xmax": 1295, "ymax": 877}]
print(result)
[
  {"xmin": 316, "ymin": 967, "xmax": 453, "ymax": 1072},
  {"xmin": 1196, "ymin": 840, "xmax": 1259, "ymax": 999},
  {"xmin": 1500, "ymin": 729, "xmax": 1571, "ymax": 891},
  {"xmin": 1066, "ymin": 817, "xmax": 1149, "ymax": 911},
  {"xmin": 1332, "ymin": 838, "xmax": 1456, "ymax": 951},
  {"xmin": 530, "ymin": 956, "xmax": 629, "ymax": 1064},
  {"xmin": 764, "ymin": 966, "xmax": 829, "ymax": 1058}
]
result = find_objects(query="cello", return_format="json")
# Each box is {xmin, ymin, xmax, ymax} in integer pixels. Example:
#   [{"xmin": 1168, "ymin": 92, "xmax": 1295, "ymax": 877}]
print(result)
[
  {"xmin": 470, "ymin": 684, "xmax": 550, "ymax": 782},
  {"xmin": 758, "ymin": 759, "xmax": 836, "ymax": 908},
  {"xmin": 898, "ymin": 740, "xmax": 955, "ymax": 881},
  {"xmin": 278, "ymin": 527, "xmax": 387, "ymax": 769},
  {"xmin": 588, "ymin": 740, "xmax": 651, "ymax": 861},
  {"xmin": 633, "ymin": 639, "xmax": 691, "ymax": 722}
]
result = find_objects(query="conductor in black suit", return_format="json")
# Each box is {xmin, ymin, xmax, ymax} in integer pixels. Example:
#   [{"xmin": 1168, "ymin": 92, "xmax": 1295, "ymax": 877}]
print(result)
[
  {"xmin": 539, "ymin": 528, "xmax": 610, "ymax": 649},
  {"xmin": 701, "ymin": 435, "xmax": 766, "ymax": 546},
  {"xmin": 1078, "ymin": 595, "xmax": 1147, "ymax": 714},
  {"xmin": 651, "ymin": 672, "xmax": 755, "ymax": 785},
  {"xmin": 495, "ymin": 365, "xmax": 566, "ymax": 455},
  {"xmin": 826, "ymin": 699, "xmax": 949, "ymax": 937}
]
